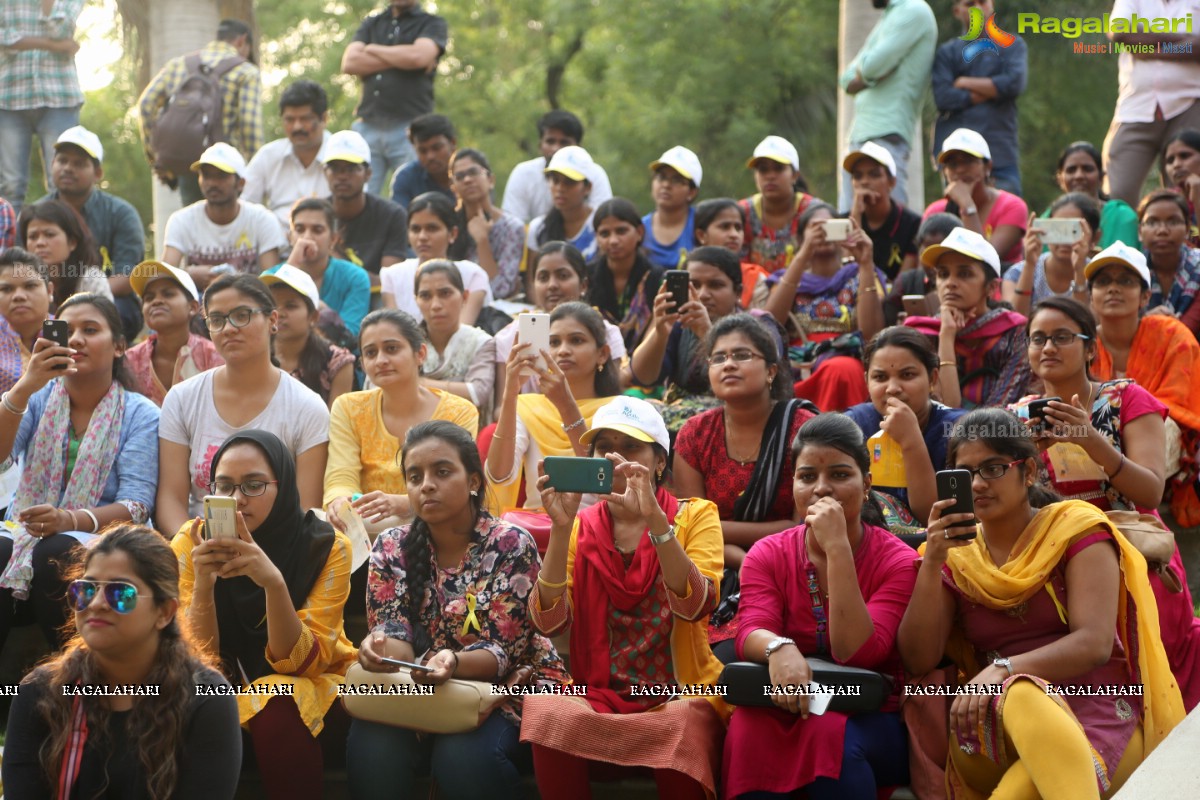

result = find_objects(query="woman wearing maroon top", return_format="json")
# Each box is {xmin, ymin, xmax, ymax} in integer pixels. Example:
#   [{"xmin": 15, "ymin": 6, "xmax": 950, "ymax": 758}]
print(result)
[{"xmin": 674, "ymin": 314, "xmax": 815, "ymax": 571}]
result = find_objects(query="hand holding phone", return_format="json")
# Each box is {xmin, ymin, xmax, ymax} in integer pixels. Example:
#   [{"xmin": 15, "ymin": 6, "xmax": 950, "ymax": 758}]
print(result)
[
  {"xmin": 935, "ymin": 469, "xmax": 976, "ymax": 540},
  {"xmin": 202, "ymin": 495, "xmax": 239, "ymax": 540},
  {"xmin": 41, "ymin": 320, "xmax": 70, "ymax": 370},
  {"xmin": 517, "ymin": 313, "xmax": 551, "ymax": 377},
  {"xmin": 544, "ymin": 456, "xmax": 613, "ymax": 494},
  {"xmin": 379, "ymin": 656, "xmax": 435, "ymax": 673},
  {"xmin": 664, "ymin": 270, "xmax": 690, "ymax": 312},
  {"xmin": 1026, "ymin": 397, "xmax": 1060, "ymax": 430},
  {"xmin": 822, "ymin": 219, "xmax": 851, "ymax": 243}
]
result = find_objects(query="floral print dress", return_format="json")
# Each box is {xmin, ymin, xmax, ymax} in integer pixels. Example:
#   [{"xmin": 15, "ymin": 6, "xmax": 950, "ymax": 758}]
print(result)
[{"xmin": 368, "ymin": 513, "xmax": 568, "ymax": 725}]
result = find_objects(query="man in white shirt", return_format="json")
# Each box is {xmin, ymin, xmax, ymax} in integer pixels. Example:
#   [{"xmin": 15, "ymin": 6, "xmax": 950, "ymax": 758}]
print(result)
[
  {"xmin": 1102, "ymin": 0, "xmax": 1200, "ymax": 206},
  {"xmin": 161, "ymin": 142, "xmax": 288, "ymax": 289},
  {"xmin": 501, "ymin": 109, "xmax": 612, "ymax": 223},
  {"xmin": 242, "ymin": 80, "xmax": 331, "ymax": 233}
]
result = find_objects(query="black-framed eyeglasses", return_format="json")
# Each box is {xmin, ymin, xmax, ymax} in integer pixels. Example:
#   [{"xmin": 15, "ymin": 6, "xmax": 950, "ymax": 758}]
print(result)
[
  {"xmin": 210, "ymin": 479, "xmax": 279, "ymax": 497},
  {"xmin": 960, "ymin": 460, "xmax": 1025, "ymax": 481},
  {"xmin": 707, "ymin": 349, "xmax": 765, "ymax": 366},
  {"xmin": 205, "ymin": 307, "xmax": 267, "ymax": 332},
  {"xmin": 68, "ymin": 580, "xmax": 149, "ymax": 614},
  {"xmin": 452, "ymin": 166, "xmax": 486, "ymax": 182},
  {"xmin": 1028, "ymin": 331, "xmax": 1090, "ymax": 349}
]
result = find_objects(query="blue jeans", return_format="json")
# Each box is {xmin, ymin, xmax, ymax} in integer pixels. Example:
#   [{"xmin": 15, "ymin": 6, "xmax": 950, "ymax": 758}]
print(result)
[
  {"xmin": 346, "ymin": 713, "xmax": 530, "ymax": 800},
  {"xmin": 990, "ymin": 164, "xmax": 1023, "ymax": 198},
  {"xmin": 353, "ymin": 118, "xmax": 415, "ymax": 196},
  {"xmin": 737, "ymin": 712, "xmax": 909, "ymax": 800},
  {"xmin": 839, "ymin": 133, "xmax": 912, "ymax": 212},
  {"xmin": 0, "ymin": 105, "xmax": 81, "ymax": 214}
]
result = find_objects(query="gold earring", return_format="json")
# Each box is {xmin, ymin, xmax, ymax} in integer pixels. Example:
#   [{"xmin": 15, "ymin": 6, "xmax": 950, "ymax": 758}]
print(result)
[{"xmin": 597, "ymin": 362, "xmax": 605, "ymax": 373}]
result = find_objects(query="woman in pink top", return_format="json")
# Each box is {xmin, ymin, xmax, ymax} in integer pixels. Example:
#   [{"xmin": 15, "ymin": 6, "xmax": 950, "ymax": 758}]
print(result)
[
  {"xmin": 723, "ymin": 414, "xmax": 917, "ymax": 799},
  {"xmin": 924, "ymin": 128, "xmax": 1028, "ymax": 265}
]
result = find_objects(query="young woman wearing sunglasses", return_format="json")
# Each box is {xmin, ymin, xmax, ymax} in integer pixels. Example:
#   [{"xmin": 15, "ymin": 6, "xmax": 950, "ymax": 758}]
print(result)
[
  {"xmin": 156, "ymin": 273, "xmax": 330, "ymax": 539},
  {"xmin": 3, "ymin": 526, "xmax": 242, "ymax": 799}
]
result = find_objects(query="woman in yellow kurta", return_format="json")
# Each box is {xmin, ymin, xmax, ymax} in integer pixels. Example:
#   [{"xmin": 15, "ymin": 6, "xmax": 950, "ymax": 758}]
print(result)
[
  {"xmin": 173, "ymin": 430, "xmax": 356, "ymax": 798},
  {"xmin": 485, "ymin": 302, "xmax": 619, "ymax": 515},
  {"xmin": 324, "ymin": 309, "xmax": 478, "ymax": 535}
]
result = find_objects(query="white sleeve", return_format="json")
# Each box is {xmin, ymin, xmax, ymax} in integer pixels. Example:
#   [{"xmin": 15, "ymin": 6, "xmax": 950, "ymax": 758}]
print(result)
[
  {"xmin": 162, "ymin": 207, "xmax": 192, "ymax": 253},
  {"xmin": 589, "ymin": 164, "xmax": 614, "ymax": 208},
  {"xmin": 242, "ymin": 151, "xmax": 268, "ymax": 206},
  {"xmin": 158, "ymin": 380, "xmax": 194, "ymax": 446},
  {"xmin": 526, "ymin": 217, "xmax": 543, "ymax": 251},
  {"xmin": 253, "ymin": 204, "xmax": 290, "ymax": 253}
]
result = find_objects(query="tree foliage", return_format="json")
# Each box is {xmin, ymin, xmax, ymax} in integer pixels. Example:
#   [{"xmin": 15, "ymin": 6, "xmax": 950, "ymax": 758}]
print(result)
[{"xmin": 104, "ymin": 0, "xmax": 1124, "ymax": 243}]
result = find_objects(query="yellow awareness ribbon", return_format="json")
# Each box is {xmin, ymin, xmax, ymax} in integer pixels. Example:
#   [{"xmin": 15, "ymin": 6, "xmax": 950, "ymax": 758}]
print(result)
[
  {"xmin": 888, "ymin": 243, "xmax": 903, "ymax": 270},
  {"xmin": 461, "ymin": 592, "xmax": 481, "ymax": 636}
]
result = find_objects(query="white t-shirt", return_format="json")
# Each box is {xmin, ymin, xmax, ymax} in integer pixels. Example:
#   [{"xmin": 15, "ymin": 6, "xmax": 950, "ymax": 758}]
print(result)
[
  {"xmin": 159, "ymin": 368, "xmax": 330, "ymax": 517},
  {"xmin": 379, "ymin": 258, "xmax": 496, "ymax": 320},
  {"xmin": 500, "ymin": 156, "xmax": 614, "ymax": 223},
  {"xmin": 163, "ymin": 200, "xmax": 289, "ymax": 273}
]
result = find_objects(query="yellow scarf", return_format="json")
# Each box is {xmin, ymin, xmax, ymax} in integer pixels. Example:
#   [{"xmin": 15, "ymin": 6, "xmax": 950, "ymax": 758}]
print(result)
[
  {"xmin": 944, "ymin": 500, "xmax": 1184, "ymax": 755},
  {"xmin": 488, "ymin": 394, "xmax": 613, "ymax": 512}
]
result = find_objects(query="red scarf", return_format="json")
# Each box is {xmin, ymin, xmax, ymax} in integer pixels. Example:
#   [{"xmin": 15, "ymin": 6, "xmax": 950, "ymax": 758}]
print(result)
[
  {"xmin": 58, "ymin": 693, "xmax": 88, "ymax": 799},
  {"xmin": 570, "ymin": 487, "xmax": 679, "ymax": 713}
]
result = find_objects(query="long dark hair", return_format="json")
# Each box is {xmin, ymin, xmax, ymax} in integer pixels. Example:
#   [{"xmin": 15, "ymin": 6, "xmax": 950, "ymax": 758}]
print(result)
[
  {"xmin": 693, "ymin": 198, "xmax": 741, "ymax": 247},
  {"xmin": 704, "ymin": 313, "xmax": 792, "ymax": 401},
  {"xmin": 204, "ymin": 273, "xmax": 280, "ymax": 367},
  {"xmin": 17, "ymin": 199, "xmax": 100, "ymax": 308},
  {"xmin": 688, "ymin": 245, "xmax": 743, "ymax": 295},
  {"xmin": 1161, "ymin": 129, "xmax": 1200, "ymax": 185},
  {"xmin": 273, "ymin": 282, "xmax": 337, "ymax": 401},
  {"xmin": 0, "ymin": 246, "xmax": 52, "ymax": 283},
  {"xmin": 409, "ymin": 192, "xmax": 460, "ymax": 259},
  {"xmin": 863, "ymin": 325, "xmax": 939, "ymax": 376},
  {"xmin": 56, "ymin": 293, "xmax": 139, "ymax": 391},
  {"xmin": 548, "ymin": 301, "xmax": 619, "ymax": 396},
  {"xmin": 1027, "ymin": 296, "xmax": 1098, "ymax": 379},
  {"xmin": 359, "ymin": 308, "xmax": 424, "ymax": 354},
  {"xmin": 538, "ymin": 177, "xmax": 593, "ymax": 245},
  {"xmin": 31, "ymin": 526, "xmax": 217, "ymax": 800},
  {"xmin": 947, "ymin": 408, "xmax": 1061, "ymax": 508},
  {"xmin": 791, "ymin": 413, "xmax": 887, "ymax": 528},
  {"xmin": 447, "ymin": 148, "xmax": 492, "ymax": 261},
  {"xmin": 398, "ymin": 421, "xmax": 487, "ymax": 621},
  {"xmin": 1056, "ymin": 141, "xmax": 1109, "ymax": 201}
]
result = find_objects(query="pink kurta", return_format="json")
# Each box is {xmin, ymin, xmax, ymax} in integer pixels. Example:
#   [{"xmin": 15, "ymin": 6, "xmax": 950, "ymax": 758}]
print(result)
[
  {"xmin": 723, "ymin": 523, "xmax": 918, "ymax": 797},
  {"xmin": 943, "ymin": 531, "xmax": 1142, "ymax": 777}
]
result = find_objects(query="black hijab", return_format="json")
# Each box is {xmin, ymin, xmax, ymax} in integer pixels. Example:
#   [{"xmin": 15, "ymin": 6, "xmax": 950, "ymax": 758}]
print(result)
[{"xmin": 209, "ymin": 430, "xmax": 336, "ymax": 682}]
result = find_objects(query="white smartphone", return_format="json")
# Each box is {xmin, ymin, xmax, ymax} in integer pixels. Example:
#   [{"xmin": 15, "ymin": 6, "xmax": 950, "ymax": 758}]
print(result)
[
  {"xmin": 1039, "ymin": 218, "xmax": 1084, "ymax": 245},
  {"xmin": 902, "ymin": 295, "xmax": 929, "ymax": 317},
  {"xmin": 517, "ymin": 313, "xmax": 551, "ymax": 376},
  {"xmin": 822, "ymin": 219, "xmax": 851, "ymax": 242},
  {"xmin": 202, "ymin": 495, "xmax": 238, "ymax": 540}
]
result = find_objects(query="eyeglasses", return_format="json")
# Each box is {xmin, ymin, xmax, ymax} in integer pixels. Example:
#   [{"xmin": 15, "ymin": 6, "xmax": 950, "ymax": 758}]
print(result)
[
  {"xmin": 1141, "ymin": 217, "xmax": 1187, "ymax": 230},
  {"xmin": 653, "ymin": 171, "xmax": 691, "ymax": 187},
  {"xmin": 959, "ymin": 460, "xmax": 1025, "ymax": 481},
  {"xmin": 68, "ymin": 580, "xmax": 149, "ymax": 614},
  {"xmin": 1091, "ymin": 273, "xmax": 1141, "ymax": 289},
  {"xmin": 1028, "ymin": 331, "xmax": 1090, "ymax": 349},
  {"xmin": 452, "ymin": 166, "xmax": 486, "ymax": 182},
  {"xmin": 204, "ymin": 307, "xmax": 267, "ymax": 332},
  {"xmin": 210, "ymin": 479, "xmax": 278, "ymax": 497},
  {"xmin": 707, "ymin": 349, "xmax": 765, "ymax": 366}
]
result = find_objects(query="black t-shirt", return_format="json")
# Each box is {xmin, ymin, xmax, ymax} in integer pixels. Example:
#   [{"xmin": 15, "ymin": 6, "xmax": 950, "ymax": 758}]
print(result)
[
  {"xmin": 854, "ymin": 201, "xmax": 922, "ymax": 283},
  {"xmin": 2, "ymin": 668, "xmax": 242, "ymax": 800},
  {"xmin": 352, "ymin": 6, "xmax": 449, "ymax": 123},
  {"xmin": 336, "ymin": 193, "xmax": 410, "ymax": 274}
]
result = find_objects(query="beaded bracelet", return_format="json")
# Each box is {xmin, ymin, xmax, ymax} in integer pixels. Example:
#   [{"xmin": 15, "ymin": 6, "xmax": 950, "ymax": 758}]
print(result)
[{"xmin": 561, "ymin": 417, "xmax": 585, "ymax": 433}]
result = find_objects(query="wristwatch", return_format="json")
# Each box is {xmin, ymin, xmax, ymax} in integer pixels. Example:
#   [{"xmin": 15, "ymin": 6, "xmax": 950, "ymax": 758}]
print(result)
[
  {"xmin": 764, "ymin": 637, "xmax": 796, "ymax": 659},
  {"xmin": 963, "ymin": 204, "xmax": 978, "ymax": 217},
  {"xmin": 993, "ymin": 657, "xmax": 1014, "ymax": 676},
  {"xmin": 648, "ymin": 524, "xmax": 676, "ymax": 546}
]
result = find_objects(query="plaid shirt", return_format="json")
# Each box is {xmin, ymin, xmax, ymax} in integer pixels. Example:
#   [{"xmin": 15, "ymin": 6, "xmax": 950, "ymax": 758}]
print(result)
[
  {"xmin": 0, "ymin": 0, "xmax": 84, "ymax": 110},
  {"xmin": 137, "ymin": 40, "xmax": 263, "ymax": 165},
  {"xmin": 0, "ymin": 198, "xmax": 14, "ymax": 249}
]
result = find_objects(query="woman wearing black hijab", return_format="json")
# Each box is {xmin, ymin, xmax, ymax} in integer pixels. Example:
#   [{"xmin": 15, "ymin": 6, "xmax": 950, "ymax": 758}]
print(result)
[{"xmin": 171, "ymin": 429, "xmax": 357, "ymax": 800}]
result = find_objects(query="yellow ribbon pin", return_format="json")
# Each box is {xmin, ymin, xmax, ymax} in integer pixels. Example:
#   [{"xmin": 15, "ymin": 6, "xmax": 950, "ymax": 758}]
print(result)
[
  {"xmin": 235, "ymin": 232, "xmax": 252, "ymax": 250},
  {"xmin": 461, "ymin": 592, "xmax": 481, "ymax": 636}
]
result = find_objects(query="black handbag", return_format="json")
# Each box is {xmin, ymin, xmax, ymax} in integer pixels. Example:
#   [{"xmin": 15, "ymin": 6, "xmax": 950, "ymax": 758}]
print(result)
[{"xmin": 718, "ymin": 658, "xmax": 892, "ymax": 713}]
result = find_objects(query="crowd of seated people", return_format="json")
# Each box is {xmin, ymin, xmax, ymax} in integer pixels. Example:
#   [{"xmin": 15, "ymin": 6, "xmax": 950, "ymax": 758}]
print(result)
[{"xmin": 7, "ymin": 33, "xmax": 1200, "ymax": 800}]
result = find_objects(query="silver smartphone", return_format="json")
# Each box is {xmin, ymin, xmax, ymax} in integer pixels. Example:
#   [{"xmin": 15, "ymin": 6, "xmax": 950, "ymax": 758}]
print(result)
[
  {"xmin": 1040, "ymin": 218, "xmax": 1083, "ymax": 246},
  {"xmin": 517, "ymin": 312, "xmax": 551, "ymax": 376}
]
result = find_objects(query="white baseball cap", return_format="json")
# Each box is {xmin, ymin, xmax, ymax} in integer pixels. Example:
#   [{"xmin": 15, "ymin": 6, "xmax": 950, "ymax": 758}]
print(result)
[
  {"xmin": 842, "ymin": 141, "xmax": 896, "ymax": 177},
  {"xmin": 938, "ymin": 128, "xmax": 992, "ymax": 163},
  {"xmin": 1085, "ymin": 242, "xmax": 1152, "ymax": 287},
  {"xmin": 649, "ymin": 145, "xmax": 703, "ymax": 188},
  {"xmin": 191, "ymin": 142, "xmax": 247, "ymax": 177},
  {"xmin": 322, "ymin": 130, "xmax": 371, "ymax": 166},
  {"xmin": 54, "ymin": 125, "xmax": 104, "ymax": 163},
  {"xmin": 920, "ymin": 226, "xmax": 1002, "ymax": 279},
  {"xmin": 544, "ymin": 145, "xmax": 596, "ymax": 183},
  {"xmin": 578, "ymin": 396, "xmax": 670, "ymax": 452},
  {"xmin": 746, "ymin": 135, "xmax": 799, "ymax": 171},
  {"xmin": 260, "ymin": 264, "xmax": 321, "ymax": 311},
  {"xmin": 130, "ymin": 260, "xmax": 200, "ymax": 302}
]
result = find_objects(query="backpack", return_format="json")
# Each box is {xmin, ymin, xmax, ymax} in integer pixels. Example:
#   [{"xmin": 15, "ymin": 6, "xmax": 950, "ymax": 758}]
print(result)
[{"xmin": 151, "ymin": 53, "xmax": 244, "ymax": 175}]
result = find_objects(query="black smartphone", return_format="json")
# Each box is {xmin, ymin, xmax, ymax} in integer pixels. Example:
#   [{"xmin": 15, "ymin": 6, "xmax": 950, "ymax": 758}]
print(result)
[
  {"xmin": 544, "ymin": 456, "xmax": 613, "ymax": 494},
  {"xmin": 1026, "ymin": 397, "xmax": 1060, "ymax": 428},
  {"xmin": 379, "ymin": 656, "xmax": 434, "ymax": 673},
  {"xmin": 41, "ymin": 319, "xmax": 69, "ymax": 369},
  {"xmin": 664, "ymin": 270, "xmax": 690, "ymax": 312},
  {"xmin": 935, "ymin": 469, "xmax": 977, "ymax": 539}
]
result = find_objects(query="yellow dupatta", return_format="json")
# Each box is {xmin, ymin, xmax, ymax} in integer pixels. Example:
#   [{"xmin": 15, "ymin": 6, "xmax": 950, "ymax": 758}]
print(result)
[
  {"xmin": 944, "ymin": 500, "xmax": 1184, "ymax": 757},
  {"xmin": 488, "ymin": 394, "xmax": 614, "ymax": 513}
]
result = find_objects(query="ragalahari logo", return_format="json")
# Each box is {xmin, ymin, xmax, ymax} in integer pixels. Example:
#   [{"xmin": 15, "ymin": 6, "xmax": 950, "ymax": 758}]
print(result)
[{"xmin": 961, "ymin": 7, "xmax": 1016, "ymax": 62}]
